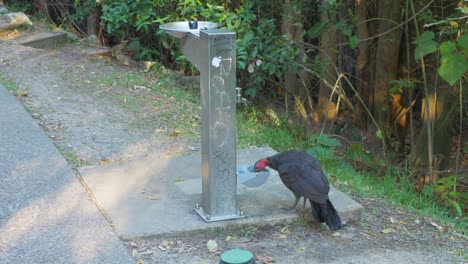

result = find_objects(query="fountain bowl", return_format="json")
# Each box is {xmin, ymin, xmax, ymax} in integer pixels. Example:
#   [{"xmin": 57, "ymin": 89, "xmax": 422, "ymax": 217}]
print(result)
[{"xmin": 160, "ymin": 21, "xmax": 218, "ymax": 38}]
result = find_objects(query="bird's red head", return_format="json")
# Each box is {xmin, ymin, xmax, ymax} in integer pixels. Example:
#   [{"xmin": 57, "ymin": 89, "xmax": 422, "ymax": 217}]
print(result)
[{"xmin": 253, "ymin": 158, "xmax": 269, "ymax": 172}]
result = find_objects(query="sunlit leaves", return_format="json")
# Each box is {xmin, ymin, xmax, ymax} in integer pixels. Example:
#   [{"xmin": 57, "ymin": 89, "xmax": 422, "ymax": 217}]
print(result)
[{"xmin": 414, "ymin": 31, "xmax": 468, "ymax": 85}]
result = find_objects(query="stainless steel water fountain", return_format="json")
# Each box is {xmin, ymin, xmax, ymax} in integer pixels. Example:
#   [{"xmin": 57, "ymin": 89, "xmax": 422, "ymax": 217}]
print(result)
[{"xmin": 160, "ymin": 21, "xmax": 269, "ymax": 222}]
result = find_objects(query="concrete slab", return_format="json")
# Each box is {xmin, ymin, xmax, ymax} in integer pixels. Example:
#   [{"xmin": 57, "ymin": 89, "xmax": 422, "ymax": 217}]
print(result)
[
  {"xmin": 78, "ymin": 147, "xmax": 364, "ymax": 239},
  {"xmin": 0, "ymin": 85, "xmax": 133, "ymax": 263},
  {"xmin": 18, "ymin": 32, "xmax": 68, "ymax": 49}
]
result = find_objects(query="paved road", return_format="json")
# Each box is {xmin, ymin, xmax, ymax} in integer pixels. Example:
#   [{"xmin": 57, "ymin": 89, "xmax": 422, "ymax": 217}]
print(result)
[{"xmin": 0, "ymin": 85, "xmax": 133, "ymax": 263}]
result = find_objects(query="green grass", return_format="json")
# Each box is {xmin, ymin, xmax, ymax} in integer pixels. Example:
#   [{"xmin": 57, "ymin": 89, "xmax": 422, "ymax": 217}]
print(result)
[
  {"xmin": 236, "ymin": 108, "xmax": 306, "ymax": 150},
  {"xmin": 96, "ymin": 71, "xmax": 201, "ymax": 138},
  {"xmin": 236, "ymin": 105, "xmax": 466, "ymax": 233}
]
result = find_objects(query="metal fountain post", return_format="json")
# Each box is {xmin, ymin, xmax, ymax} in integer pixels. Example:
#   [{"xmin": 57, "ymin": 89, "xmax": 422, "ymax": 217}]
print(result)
[{"xmin": 160, "ymin": 21, "xmax": 243, "ymax": 222}]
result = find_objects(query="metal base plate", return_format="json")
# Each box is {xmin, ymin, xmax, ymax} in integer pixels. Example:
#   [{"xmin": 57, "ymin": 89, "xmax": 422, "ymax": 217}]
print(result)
[{"xmin": 194, "ymin": 205, "xmax": 246, "ymax": 222}]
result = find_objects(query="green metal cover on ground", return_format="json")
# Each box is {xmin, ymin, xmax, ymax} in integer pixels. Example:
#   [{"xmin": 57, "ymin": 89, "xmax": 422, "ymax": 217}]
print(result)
[{"xmin": 219, "ymin": 248, "xmax": 255, "ymax": 264}]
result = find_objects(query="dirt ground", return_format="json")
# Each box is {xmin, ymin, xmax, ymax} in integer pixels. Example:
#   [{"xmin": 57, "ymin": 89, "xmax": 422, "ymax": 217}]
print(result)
[{"xmin": 0, "ymin": 27, "xmax": 466, "ymax": 264}]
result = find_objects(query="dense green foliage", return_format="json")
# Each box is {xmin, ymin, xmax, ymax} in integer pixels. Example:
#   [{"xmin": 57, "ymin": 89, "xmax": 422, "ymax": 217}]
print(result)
[{"xmin": 70, "ymin": 0, "xmax": 295, "ymax": 97}]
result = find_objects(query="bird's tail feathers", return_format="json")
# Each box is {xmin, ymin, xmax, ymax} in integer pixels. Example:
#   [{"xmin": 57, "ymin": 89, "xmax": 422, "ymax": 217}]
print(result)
[{"xmin": 310, "ymin": 199, "xmax": 342, "ymax": 231}]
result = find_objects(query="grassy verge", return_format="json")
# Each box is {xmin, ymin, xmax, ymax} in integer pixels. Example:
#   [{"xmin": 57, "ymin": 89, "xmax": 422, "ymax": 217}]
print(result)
[
  {"xmin": 237, "ymin": 105, "xmax": 466, "ymax": 232},
  {"xmin": 95, "ymin": 71, "xmax": 201, "ymax": 137}
]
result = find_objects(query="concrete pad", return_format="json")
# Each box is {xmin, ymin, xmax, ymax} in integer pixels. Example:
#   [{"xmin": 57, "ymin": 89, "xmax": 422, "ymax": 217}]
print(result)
[
  {"xmin": 18, "ymin": 32, "xmax": 68, "ymax": 49},
  {"xmin": 78, "ymin": 147, "xmax": 364, "ymax": 239}
]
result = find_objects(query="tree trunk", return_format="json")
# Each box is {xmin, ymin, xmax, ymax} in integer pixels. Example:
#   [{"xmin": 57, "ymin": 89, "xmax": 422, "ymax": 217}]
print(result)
[
  {"xmin": 411, "ymin": 85, "xmax": 456, "ymax": 190},
  {"xmin": 317, "ymin": 0, "xmax": 338, "ymax": 122},
  {"xmin": 354, "ymin": 0, "xmax": 371, "ymax": 129},
  {"xmin": 373, "ymin": 0, "xmax": 401, "ymax": 133},
  {"xmin": 86, "ymin": 11, "xmax": 98, "ymax": 36},
  {"xmin": 282, "ymin": 0, "xmax": 313, "ymax": 127}
]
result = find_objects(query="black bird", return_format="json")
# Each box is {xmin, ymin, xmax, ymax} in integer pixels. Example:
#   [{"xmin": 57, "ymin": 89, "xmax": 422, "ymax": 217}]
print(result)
[{"xmin": 254, "ymin": 150, "xmax": 342, "ymax": 230}]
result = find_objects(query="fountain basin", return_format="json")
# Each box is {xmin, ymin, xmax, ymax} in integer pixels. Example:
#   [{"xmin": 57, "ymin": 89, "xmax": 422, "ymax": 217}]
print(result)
[
  {"xmin": 160, "ymin": 21, "xmax": 218, "ymax": 38},
  {"xmin": 237, "ymin": 165, "xmax": 270, "ymax": 188}
]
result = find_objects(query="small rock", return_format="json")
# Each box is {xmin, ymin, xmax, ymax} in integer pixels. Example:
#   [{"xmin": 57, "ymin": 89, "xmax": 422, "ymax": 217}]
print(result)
[
  {"xmin": 87, "ymin": 34, "xmax": 98, "ymax": 42},
  {"xmin": 0, "ymin": 7, "xmax": 8, "ymax": 15},
  {"xmin": 1, "ymin": 12, "xmax": 32, "ymax": 26}
]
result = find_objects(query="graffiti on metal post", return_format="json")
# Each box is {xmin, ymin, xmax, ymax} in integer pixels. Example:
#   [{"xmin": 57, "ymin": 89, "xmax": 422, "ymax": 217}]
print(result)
[
  {"xmin": 210, "ymin": 42, "xmax": 235, "ymax": 185},
  {"xmin": 211, "ymin": 49, "xmax": 233, "ymax": 148},
  {"xmin": 213, "ymin": 150, "xmax": 230, "ymax": 185}
]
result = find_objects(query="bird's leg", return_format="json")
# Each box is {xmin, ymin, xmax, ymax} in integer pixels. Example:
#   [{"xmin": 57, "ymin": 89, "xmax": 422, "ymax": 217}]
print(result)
[{"xmin": 291, "ymin": 195, "xmax": 300, "ymax": 210}]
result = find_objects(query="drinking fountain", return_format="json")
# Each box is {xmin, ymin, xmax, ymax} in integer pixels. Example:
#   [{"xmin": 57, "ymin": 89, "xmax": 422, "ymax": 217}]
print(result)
[{"xmin": 160, "ymin": 21, "xmax": 269, "ymax": 222}]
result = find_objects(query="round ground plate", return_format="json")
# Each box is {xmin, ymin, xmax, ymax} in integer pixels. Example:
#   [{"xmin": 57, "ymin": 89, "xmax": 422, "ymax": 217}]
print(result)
[{"xmin": 219, "ymin": 248, "xmax": 255, "ymax": 264}]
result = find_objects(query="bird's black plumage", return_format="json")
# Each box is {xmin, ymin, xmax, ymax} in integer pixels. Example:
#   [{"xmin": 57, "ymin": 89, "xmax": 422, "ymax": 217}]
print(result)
[{"xmin": 255, "ymin": 150, "xmax": 342, "ymax": 230}]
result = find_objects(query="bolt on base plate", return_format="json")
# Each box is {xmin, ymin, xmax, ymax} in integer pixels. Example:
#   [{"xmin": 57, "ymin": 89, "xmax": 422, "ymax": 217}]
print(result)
[{"xmin": 194, "ymin": 204, "xmax": 245, "ymax": 222}]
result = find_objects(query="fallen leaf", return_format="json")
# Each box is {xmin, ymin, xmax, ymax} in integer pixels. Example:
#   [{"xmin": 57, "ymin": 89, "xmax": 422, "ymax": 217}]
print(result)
[
  {"xmin": 380, "ymin": 228, "xmax": 396, "ymax": 234},
  {"xmin": 428, "ymin": 220, "xmax": 448, "ymax": 232},
  {"xmin": 389, "ymin": 217, "xmax": 396, "ymax": 224},
  {"xmin": 17, "ymin": 91, "xmax": 28, "ymax": 97},
  {"xmin": 129, "ymin": 241, "xmax": 138, "ymax": 248},
  {"xmin": 276, "ymin": 234, "xmax": 287, "ymax": 240},
  {"xmin": 100, "ymin": 159, "xmax": 110, "ymax": 165},
  {"xmin": 361, "ymin": 231, "xmax": 381, "ymax": 238},
  {"xmin": 331, "ymin": 232, "xmax": 341, "ymax": 237},
  {"xmin": 186, "ymin": 246, "xmax": 197, "ymax": 252},
  {"xmin": 169, "ymin": 130, "xmax": 182, "ymax": 137},
  {"xmin": 133, "ymin": 85, "xmax": 150, "ymax": 91},
  {"xmin": 146, "ymin": 196, "xmax": 160, "ymax": 200},
  {"xmin": 157, "ymin": 244, "xmax": 167, "ymax": 251},
  {"xmin": 296, "ymin": 246, "xmax": 307, "ymax": 251},
  {"xmin": 281, "ymin": 226, "xmax": 291, "ymax": 234},
  {"xmin": 225, "ymin": 235, "xmax": 236, "ymax": 241},
  {"xmin": 256, "ymin": 255, "xmax": 274, "ymax": 264},
  {"xmin": 207, "ymin": 239, "xmax": 218, "ymax": 252},
  {"xmin": 175, "ymin": 178, "xmax": 185, "ymax": 182},
  {"xmin": 140, "ymin": 250, "xmax": 153, "ymax": 256}
]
